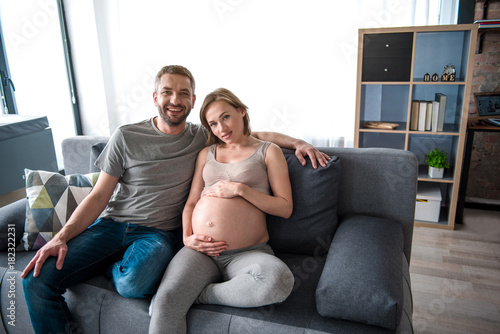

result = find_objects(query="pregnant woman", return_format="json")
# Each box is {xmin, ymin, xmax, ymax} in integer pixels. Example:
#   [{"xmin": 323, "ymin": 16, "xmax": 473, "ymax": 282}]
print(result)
[{"xmin": 149, "ymin": 88, "xmax": 295, "ymax": 334}]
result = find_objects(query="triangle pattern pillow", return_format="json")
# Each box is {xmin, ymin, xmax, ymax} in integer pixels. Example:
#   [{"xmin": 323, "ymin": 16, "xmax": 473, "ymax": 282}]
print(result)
[{"xmin": 20, "ymin": 169, "xmax": 99, "ymax": 251}]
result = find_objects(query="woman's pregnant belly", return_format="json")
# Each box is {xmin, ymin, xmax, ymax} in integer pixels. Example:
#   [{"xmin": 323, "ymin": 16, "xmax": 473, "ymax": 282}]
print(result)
[{"xmin": 192, "ymin": 196, "xmax": 269, "ymax": 250}]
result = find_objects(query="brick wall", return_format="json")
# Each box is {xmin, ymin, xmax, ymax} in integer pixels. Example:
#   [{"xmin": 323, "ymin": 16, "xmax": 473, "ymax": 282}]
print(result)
[{"xmin": 465, "ymin": 1, "xmax": 500, "ymax": 202}]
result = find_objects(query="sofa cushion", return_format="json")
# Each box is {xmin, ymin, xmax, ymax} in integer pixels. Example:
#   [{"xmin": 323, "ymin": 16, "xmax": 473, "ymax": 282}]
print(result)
[
  {"xmin": 267, "ymin": 151, "xmax": 341, "ymax": 256},
  {"xmin": 20, "ymin": 169, "xmax": 99, "ymax": 251},
  {"xmin": 188, "ymin": 253, "xmax": 391, "ymax": 333},
  {"xmin": 315, "ymin": 214, "xmax": 404, "ymax": 330}
]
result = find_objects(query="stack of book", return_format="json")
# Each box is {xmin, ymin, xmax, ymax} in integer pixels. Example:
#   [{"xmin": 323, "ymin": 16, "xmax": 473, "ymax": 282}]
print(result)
[
  {"xmin": 410, "ymin": 93, "xmax": 447, "ymax": 132},
  {"xmin": 475, "ymin": 19, "xmax": 500, "ymax": 29}
]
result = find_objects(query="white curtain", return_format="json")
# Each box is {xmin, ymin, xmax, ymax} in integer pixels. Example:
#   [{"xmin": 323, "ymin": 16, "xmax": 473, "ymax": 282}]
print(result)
[{"xmin": 66, "ymin": 0, "xmax": 459, "ymax": 147}]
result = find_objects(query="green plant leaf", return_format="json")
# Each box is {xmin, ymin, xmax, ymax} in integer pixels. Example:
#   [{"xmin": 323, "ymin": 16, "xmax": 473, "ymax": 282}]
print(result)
[{"xmin": 425, "ymin": 148, "xmax": 450, "ymax": 169}]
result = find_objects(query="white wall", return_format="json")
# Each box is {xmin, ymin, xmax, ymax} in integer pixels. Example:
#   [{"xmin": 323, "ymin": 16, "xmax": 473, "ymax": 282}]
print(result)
[{"xmin": 67, "ymin": 0, "xmax": 459, "ymax": 146}]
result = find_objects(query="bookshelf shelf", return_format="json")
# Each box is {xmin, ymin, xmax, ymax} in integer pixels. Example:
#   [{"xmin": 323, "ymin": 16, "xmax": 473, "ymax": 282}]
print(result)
[
  {"xmin": 354, "ymin": 24, "xmax": 478, "ymax": 229},
  {"xmin": 359, "ymin": 129, "xmax": 407, "ymax": 134},
  {"xmin": 411, "ymin": 80, "xmax": 467, "ymax": 85}
]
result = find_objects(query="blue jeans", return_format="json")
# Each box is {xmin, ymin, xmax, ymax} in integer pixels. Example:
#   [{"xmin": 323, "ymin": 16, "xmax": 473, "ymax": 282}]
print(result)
[{"xmin": 22, "ymin": 218, "xmax": 179, "ymax": 334}]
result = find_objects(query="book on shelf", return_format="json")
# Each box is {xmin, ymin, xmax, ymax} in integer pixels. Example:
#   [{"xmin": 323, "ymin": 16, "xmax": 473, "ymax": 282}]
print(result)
[
  {"xmin": 411, "ymin": 98, "xmax": 445, "ymax": 132},
  {"xmin": 425, "ymin": 102, "xmax": 433, "ymax": 131},
  {"xmin": 418, "ymin": 101, "xmax": 427, "ymax": 131},
  {"xmin": 431, "ymin": 101, "xmax": 440, "ymax": 132},
  {"xmin": 435, "ymin": 93, "xmax": 447, "ymax": 132},
  {"xmin": 411, "ymin": 100, "xmax": 419, "ymax": 131},
  {"xmin": 475, "ymin": 19, "xmax": 500, "ymax": 29}
]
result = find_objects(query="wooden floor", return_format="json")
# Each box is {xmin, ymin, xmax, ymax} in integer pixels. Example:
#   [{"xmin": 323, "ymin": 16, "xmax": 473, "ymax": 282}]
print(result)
[{"xmin": 410, "ymin": 208, "xmax": 500, "ymax": 334}]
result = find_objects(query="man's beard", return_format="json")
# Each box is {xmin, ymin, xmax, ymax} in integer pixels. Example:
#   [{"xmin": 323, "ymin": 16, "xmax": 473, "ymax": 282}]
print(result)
[{"xmin": 158, "ymin": 105, "xmax": 190, "ymax": 126}]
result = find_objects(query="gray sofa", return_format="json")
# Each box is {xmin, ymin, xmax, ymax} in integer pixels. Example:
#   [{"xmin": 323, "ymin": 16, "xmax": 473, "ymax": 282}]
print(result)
[{"xmin": 0, "ymin": 135, "xmax": 417, "ymax": 334}]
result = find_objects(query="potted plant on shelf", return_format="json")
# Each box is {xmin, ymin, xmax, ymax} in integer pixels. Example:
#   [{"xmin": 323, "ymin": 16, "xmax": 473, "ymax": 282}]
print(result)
[{"xmin": 425, "ymin": 148, "xmax": 450, "ymax": 178}]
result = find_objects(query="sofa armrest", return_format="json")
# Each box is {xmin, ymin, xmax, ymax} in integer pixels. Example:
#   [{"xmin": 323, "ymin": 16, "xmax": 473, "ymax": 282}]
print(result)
[
  {"xmin": 315, "ymin": 214, "xmax": 404, "ymax": 330},
  {"xmin": 0, "ymin": 198, "xmax": 27, "ymax": 250},
  {"xmin": 315, "ymin": 147, "xmax": 417, "ymax": 265}
]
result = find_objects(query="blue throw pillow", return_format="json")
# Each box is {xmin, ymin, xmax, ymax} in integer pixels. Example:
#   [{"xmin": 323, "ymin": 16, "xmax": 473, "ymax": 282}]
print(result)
[{"xmin": 266, "ymin": 150, "xmax": 340, "ymax": 256}]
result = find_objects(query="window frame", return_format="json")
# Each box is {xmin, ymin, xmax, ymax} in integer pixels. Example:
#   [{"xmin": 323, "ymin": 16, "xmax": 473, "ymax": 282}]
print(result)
[{"xmin": 0, "ymin": 13, "xmax": 17, "ymax": 115}]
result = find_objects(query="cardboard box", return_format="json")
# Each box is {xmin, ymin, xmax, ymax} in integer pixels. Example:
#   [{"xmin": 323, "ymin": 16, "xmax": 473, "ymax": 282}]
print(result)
[{"xmin": 415, "ymin": 183, "xmax": 442, "ymax": 222}]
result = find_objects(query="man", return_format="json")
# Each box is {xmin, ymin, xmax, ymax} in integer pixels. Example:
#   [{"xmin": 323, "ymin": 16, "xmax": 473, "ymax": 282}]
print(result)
[{"xmin": 22, "ymin": 65, "xmax": 329, "ymax": 333}]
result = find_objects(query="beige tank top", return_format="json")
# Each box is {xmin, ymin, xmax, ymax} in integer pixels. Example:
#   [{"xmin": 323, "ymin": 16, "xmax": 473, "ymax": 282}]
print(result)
[{"xmin": 202, "ymin": 141, "xmax": 271, "ymax": 196}]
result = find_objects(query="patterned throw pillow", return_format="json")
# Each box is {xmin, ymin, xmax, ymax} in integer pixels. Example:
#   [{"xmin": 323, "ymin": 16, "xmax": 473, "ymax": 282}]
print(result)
[{"xmin": 21, "ymin": 169, "xmax": 99, "ymax": 251}]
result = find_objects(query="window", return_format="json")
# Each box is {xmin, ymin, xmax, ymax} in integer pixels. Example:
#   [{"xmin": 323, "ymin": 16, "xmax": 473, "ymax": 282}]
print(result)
[{"xmin": 0, "ymin": 0, "xmax": 79, "ymax": 169}]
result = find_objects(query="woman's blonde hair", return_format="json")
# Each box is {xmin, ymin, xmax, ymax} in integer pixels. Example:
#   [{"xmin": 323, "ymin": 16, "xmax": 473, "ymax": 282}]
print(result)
[{"xmin": 200, "ymin": 88, "xmax": 251, "ymax": 145}]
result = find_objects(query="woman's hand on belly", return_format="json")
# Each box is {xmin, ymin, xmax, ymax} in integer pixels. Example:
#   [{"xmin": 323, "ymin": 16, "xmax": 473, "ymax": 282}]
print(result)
[
  {"xmin": 184, "ymin": 234, "xmax": 228, "ymax": 256},
  {"xmin": 191, "ymin": 196, "xmax": 268, "ymax": 251},
  {"xmin": 203, "ymin": 180, "xmax": 239, "ymax": 199}
]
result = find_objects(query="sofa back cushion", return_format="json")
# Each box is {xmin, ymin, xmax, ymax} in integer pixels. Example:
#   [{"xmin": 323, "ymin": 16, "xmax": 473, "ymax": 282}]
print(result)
[
  {"xmin": 267, "ymin": 150, "xmax": 341, "ymax": 256},
  {"xmin": 90, "ymin": 142, "xmax": 108, "ymax": 172},
  {"xmin": 62, "ymin": 136, "xmax": 109, "ymax": 175}
]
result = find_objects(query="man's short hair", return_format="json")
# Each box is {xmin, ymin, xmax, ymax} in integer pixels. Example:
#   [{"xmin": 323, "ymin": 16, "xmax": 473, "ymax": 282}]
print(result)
[{"xmin": 155, "ymin": 65, "xmax": 196, "ymax": 94}]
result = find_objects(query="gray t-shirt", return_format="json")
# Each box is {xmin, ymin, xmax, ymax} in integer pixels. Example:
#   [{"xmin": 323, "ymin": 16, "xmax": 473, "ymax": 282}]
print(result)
[{"xmin": 95, "ymin": 118, "xmax": 208, "ymax": 230}]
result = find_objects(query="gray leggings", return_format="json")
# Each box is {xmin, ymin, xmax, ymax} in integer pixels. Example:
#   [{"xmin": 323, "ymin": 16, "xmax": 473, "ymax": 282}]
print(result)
[{"xmin": 148, "ymin": 244, "xmax": 294, "ymax": 334}]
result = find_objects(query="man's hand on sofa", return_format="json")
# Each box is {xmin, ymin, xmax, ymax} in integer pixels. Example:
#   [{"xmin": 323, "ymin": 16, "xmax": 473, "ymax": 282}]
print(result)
[
  {"xmin": 21, "ymin": 237, "xmax": 69, "ymax": 278},
  {"xmin": 294, "ymin": 140, "xmax": 331, "ymax": 169}
]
